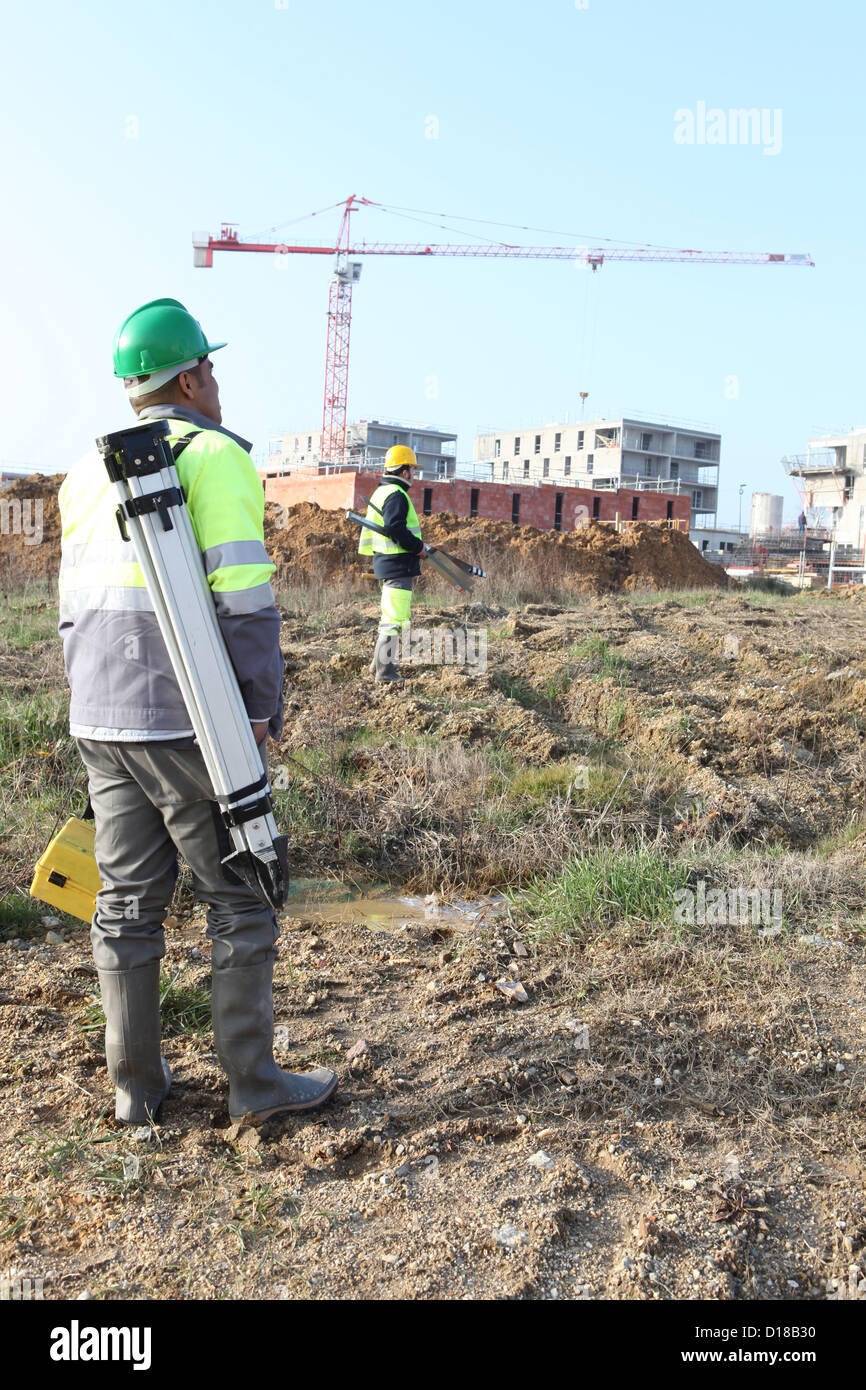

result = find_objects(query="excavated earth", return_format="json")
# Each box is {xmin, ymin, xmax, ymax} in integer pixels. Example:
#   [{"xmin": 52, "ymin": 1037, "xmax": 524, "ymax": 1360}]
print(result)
[
  {"xmin": 1, "ymin": 487, "xmax": 865, "ymax": 1303},
  {"xmin": 1, "ymin": 476, "xmax": 726, "ymax": 594}
]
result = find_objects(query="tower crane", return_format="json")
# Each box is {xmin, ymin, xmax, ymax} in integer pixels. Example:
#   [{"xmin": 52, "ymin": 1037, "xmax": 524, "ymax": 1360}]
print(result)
[{"xmin": 193, "ymin": 195, "xmax": 814, "ymax": 467}]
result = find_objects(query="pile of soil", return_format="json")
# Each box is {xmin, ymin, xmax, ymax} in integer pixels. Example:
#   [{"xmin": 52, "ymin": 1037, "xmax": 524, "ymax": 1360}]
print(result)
[
  {"xmin": 0, "ymin": 475, "xmax": 63, "ymax": 579},
  {"xmin": 266, "ymin": 501, "xmax": 728, "ymax": 595},
  {"xmin": 2, "ymin": 476, "xmax": 727, "ymax": 595}
]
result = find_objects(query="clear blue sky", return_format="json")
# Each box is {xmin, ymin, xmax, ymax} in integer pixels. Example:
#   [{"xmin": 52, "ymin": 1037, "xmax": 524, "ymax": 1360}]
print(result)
[{"xmin": 1, "ymin": 0, "xmax": 862, "ymax": 523}]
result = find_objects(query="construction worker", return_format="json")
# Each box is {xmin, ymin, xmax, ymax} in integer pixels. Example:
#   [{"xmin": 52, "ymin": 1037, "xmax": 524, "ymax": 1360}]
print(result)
[
  {"xmin": 358, "ymin": 444, "xmax": 428, "ymax": 681},
  {"xmin": 58, "ymin": 298, "xmax": 337, "ymax": 1125}
]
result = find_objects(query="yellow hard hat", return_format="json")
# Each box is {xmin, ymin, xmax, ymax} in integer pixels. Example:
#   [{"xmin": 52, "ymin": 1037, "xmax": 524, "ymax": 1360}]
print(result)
[{"xmin": 383, "ymin": 445, "xmax": 418, "ymax": 472}]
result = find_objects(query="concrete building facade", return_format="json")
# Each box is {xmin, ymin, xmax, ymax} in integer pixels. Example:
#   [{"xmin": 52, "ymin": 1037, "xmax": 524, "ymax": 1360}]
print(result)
[
  {"xmin": 783, "ymin": 428, "xmax": 866, "ymax": 548},
  {"xmin": 474, "ymin": 416, "xmax": 721, "ymax": 529},
  {"xmin": 266, "ymin": 420, "xmax": 457, "ymax": 479}
]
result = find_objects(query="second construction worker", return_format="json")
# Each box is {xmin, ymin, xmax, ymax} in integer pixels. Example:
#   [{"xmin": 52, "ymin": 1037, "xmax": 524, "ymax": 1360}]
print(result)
[{"xmin": 358, "ymin": 445, "xmax": 428, "ymax": 682}]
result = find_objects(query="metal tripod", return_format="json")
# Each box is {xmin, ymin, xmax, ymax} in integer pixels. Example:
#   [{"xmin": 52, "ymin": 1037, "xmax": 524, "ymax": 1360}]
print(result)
[{"xmin": 96, "ymin": 420, "xmax": 289, "ymax": 909}]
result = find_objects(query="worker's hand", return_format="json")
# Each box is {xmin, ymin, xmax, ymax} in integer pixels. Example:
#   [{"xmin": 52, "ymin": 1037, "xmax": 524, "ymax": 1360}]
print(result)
[
  {"xmin": 421, "ymin": 544, "xmax": 431, "ymax": 556},
  {"xmin": 250, "ymin": 720, "xmax": 269, "ymax": 744}
]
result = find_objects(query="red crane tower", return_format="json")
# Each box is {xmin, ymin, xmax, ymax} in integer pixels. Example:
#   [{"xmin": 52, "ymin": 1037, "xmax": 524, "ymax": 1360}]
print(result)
[{"xmin": 193, "ymin": 195, "xmax": 814, "ymax": 467}]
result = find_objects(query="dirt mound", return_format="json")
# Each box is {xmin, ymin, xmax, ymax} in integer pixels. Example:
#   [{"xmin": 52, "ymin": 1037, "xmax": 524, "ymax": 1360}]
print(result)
[
  {"xmin": 267, "ymin": 501, "xmax": 728, "ymax": 594},
  {"xmin": 2, "ymin": 477, "xmax": 727, "ymax": 595},
  {"xmin": 0, "ymin": 474, "xmax": 63, "ymax": 578}
]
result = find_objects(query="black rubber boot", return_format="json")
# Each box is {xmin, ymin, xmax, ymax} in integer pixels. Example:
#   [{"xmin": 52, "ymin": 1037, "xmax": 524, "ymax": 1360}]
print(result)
[
  {"xmin": 211, "ymin": 961, "xmax": 338, "ymax": 1122},
  {"xmin": 98, "ymin": 964, "xmax": 171, "ymax": 1124}
]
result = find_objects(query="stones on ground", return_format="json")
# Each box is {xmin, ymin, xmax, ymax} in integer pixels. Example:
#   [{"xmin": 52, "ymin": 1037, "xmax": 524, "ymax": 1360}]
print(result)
[
  {"xmin": 494, "ymin": 1223, "xmax": 529, "ymax": 1249},
  {"xmin": 44, "ymin": 931, "xmax": 65, "ymax": 946},
  {"xmin": 131, "ymin": 1127, "xmax": 152, "ymax": 1143},
  {"xmin": 496, "ymin": 978, "xmax": 528, "ymax": 1004},
  {"xmin": 345, "ymin": 1038, "xmax": 369, "ymax": 1061},
  {"xmin": 527, "ymin": 1149, "xmax": 555, "ymax": 1172},
  {"xmin": 512, "ymin": 940, "xmax": 528, "ymax": 957}
]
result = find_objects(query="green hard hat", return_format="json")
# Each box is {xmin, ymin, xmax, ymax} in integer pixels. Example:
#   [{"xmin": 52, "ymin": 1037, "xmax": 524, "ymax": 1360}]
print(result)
[{"xmin": 112, "ymin": 297, "xmax": 227, "ymax": 378}]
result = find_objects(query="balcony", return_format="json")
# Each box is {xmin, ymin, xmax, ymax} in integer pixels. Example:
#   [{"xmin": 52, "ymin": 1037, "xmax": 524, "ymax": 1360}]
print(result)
[{"xmin": 782, "ymin": 450, "xmax": 841, "ymax": 476}]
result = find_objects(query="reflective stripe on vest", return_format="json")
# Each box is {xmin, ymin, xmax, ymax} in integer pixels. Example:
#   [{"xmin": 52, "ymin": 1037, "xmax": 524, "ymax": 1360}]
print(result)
[
  {"xmin": 357, "ymin": 482, "xmax": 422, "ymax": 556},
  {"xmin": 59, "ymin": 421, "xmax": 276, "ymax": 617},
  {"xmin": 58, "ymin": 417, "xmax": 278, "ymax": 738}
]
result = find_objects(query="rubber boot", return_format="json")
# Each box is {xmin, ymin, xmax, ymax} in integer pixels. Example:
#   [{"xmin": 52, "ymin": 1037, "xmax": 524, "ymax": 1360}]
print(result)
[
  {"xmin": 98, "ymin": 964, "xmax": 171, "ymax": 1125},
  {"xmin": 371, "ymin": 631, "xmax": 402, "ymax": 683},
  {"xmin": 211, "ymin": 961, "xmax": 338, "ymax": 1122}
]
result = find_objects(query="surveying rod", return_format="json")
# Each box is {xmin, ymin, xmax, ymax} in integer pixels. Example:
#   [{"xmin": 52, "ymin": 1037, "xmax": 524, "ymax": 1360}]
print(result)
[
  {"xmin": 346, "ymin": 510, "xmax": 485, "ymax": 591},
  {"xmin": 96, "ymin": 420, "xmax": 289, "ymax": 909}
]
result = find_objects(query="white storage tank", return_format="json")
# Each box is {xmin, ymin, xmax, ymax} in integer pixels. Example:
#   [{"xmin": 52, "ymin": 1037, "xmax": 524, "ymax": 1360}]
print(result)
[{"xmin": 750, "ymin": 492, "xmax": 784, "ymax": 536}]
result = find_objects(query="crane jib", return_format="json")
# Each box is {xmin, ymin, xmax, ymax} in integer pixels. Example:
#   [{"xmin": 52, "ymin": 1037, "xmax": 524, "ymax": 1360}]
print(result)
[{"xmin": 194, "ymin": 197, "xmax": 814, "ymax": 470}]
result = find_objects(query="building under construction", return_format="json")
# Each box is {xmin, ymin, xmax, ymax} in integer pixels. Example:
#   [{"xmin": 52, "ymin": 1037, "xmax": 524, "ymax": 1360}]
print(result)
[
  {"xmin": 475, "ymin": 415, "xmax": 720, "ymax": 531},
  {"xmin": 783, "ymin": 427, "xmax": 866, "ymax": 547},
  {"xmin": 260, "ymin": 462, "xmax": 691, "ymax": 533},
  {"xmin": 729, "ymin": 427, "xmax": 866, "ymax": 587}
]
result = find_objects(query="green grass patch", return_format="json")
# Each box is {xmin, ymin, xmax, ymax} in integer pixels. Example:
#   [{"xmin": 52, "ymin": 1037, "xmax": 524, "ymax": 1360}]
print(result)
[
  {"xmin": 511, "ymin": 764, "xmax": 576, "ymax": 799},
  {"xmin": 570, "ymin": 635, "xmax": 628, "ymax": 682},
  {"xmin": 80, "ymin": 969, "xmax": 211, "ymax": 1041},
  {"xmin": 494, "ymin": 671, "xmax": 537, "ymax": 708},
  {"xmin": 0, "ymin": 587, "xmax": 59, "ymax": 649},
  {"xmin": 159, "ymin": 971, "xmax": 211, "ymax": 1034},
  {"xmin": 602, "ymin": 697, "xmax": 628, "ymax": 739},
  {"xmin": 523, "ymin": 844, "xmax": 691, "ymax": 942},
  {"xmin": 669, "ymin": 589, "xmax": 719, "ymax": 608},
  {"xmin": 23, "ymin": 1113, "xmax": 114, "ymax": 1179},
  {"xmin": 0, "ymin": 895, "xmax": 45, "ymax": 938},
  {"xmin": 0, "ymin": 692, "xmax": 70, "ymax": 762}
]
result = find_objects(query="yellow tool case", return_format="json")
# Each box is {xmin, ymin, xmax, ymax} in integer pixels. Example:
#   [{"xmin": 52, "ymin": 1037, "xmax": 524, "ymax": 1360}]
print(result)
[{"xmin": 30, "ymin": 816, "xmax": 101, "ymax": 923}]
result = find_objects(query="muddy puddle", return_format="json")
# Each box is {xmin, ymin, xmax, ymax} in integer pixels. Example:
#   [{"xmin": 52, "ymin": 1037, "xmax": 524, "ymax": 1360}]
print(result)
[{"xmin": 279, "ymin": 878, "xmax": 506, "ymax": 934}]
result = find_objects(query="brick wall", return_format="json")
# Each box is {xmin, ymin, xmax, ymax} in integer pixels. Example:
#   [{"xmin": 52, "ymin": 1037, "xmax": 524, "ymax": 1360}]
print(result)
[{"xmin": 263, "ymin": 472, "xmax": 690, "ymax": 533}]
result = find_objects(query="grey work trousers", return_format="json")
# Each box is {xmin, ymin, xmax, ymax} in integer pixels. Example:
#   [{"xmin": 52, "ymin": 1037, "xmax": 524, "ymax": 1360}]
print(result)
[{"xmin": 76, "ymin": 739, "xmax": 277, "ymax": 975}]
